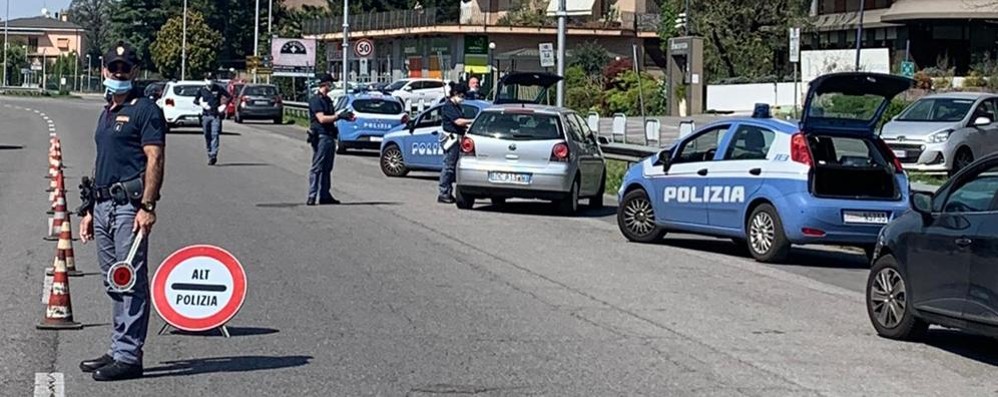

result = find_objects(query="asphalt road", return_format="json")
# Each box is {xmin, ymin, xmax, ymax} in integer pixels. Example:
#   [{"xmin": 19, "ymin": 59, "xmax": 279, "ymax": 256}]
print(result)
[{"xmin": 3, "ymin": 96, "xmax": 998, "ymax": 396}]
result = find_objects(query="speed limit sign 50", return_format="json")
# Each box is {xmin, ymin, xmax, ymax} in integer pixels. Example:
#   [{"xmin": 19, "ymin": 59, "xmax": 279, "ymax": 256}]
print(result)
[{"xmin": 354, "ymin": 39, "xmax": 374, "ymax": 58}]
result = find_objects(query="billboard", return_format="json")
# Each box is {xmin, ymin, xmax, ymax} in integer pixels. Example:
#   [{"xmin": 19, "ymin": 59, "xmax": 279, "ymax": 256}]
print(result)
[{"xmin": 271, "ymin": 38, "xmax": 316, "ymax": 77}]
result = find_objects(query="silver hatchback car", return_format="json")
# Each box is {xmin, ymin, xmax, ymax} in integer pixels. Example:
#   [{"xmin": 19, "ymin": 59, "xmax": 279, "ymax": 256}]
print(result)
[
  {"xmin": 881, "ymin": 92, "xmax": 998, "ymax": 175},
  {"xmin": 454, "ymin": 105, "xmax": 609, "ymax": 214}
]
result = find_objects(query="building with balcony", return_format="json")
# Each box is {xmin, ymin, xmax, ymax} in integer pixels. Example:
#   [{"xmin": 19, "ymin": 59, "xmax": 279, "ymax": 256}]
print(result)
[
  {"xmin": 810, "ymin": 0, "xmax": 998, "ymax": 74},
  {"xmin": 301, "ymin": 0, "xmax": 662, "ymax": 83},
  {"xmin": 3, "ymin": 15, "xmax": 85, "ymax": 66}
]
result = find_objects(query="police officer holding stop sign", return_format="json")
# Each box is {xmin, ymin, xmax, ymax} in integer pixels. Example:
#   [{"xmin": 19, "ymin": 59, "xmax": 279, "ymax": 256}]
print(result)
[{"xmin": 77, "ymin": 41, "xmax": 166, "ymax": 381}]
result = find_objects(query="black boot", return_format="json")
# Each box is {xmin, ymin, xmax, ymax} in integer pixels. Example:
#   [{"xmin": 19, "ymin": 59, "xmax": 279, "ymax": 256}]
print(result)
[
  {"xmin": 79, "ymin": 354, "xmax": 114, "ymax": 373},
  {"xmin": 92, "ymin": 360, "xmax": 143, "ymax": 381}
]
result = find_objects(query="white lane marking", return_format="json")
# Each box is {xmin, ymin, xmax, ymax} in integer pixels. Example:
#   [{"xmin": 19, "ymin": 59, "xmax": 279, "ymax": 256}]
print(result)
[{"xmin": 33, "ymin": 372, "xmax": 64, "ymax": 397}]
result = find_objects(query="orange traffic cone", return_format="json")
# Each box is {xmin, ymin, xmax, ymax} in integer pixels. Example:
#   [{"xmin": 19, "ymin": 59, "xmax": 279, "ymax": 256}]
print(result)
[
  {"xmin": 36, "ymin": 249, "xmax": 83, "ymax": 330},
  {"xmin": 45, "ymin": 190, "xmax": 68, "ymax": 241},
  {"xmin": 47, "ymin": 221, "xmax": 83, "ymax": 277}
]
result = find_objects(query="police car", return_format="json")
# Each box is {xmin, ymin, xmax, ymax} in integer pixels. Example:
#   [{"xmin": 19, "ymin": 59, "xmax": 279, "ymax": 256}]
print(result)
[
  {"xmin": 333, "ymin": 93, "xmax": 408, "ymax": 154},
  {"xmin": 379, "ymin": 100, "xmax": 491, "ymax": 177},
  {"xmin": 616, "ymin": 72, "xmax": 915, "ymax": 263}
]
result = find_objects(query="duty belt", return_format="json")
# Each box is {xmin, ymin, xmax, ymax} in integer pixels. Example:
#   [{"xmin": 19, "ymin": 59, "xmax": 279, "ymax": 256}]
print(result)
[{"xmin": 94, "ymin": 186, "xmax": 116, "ymax": 201}]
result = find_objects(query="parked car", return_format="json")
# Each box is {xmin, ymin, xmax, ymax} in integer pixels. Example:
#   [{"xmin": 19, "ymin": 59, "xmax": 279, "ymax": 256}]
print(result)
[
  {"xmin": 378, "ymin": 72, "xmax": 564, "ymax": 178},
  {"xmin": 453, "ymin": 104, "xmax": 609, "ymax": 214},
  {"xmin": 156, "ymin": 81, "xmax": 208, "ymax": 128},
  {"xmin": 224, "ymin": 79, "xmax": 247, "ymax": 119},
  {"xmin": 615, "ymin": 72, "xmax": 915, "ymax": 263},
  {"xmin": 234, "ymin": 84, "xmax": 283, "ymax": 124},
  {"xmin": 143, "ymin": 81, "xmax": 167, "ymax": 101},
  {"xmin": 382, "ymin": 78, "xmax": 449, "ymax": 106},
  {"xmin": 881, "ymin": 92, "xmax": 998, "ymax": 176},
  {"xmin": 866, "ymin": 153, "xmax": 998, "ymax": 341},
  {"xmin": 332, "ymin": 92, "xmax": 408, "ymax": 154}
]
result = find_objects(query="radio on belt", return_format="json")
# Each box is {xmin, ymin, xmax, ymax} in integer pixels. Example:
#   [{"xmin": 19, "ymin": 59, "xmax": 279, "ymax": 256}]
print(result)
[{"xmin": 151, "ymin": 245, "xmax": 247, "ymax": 338}]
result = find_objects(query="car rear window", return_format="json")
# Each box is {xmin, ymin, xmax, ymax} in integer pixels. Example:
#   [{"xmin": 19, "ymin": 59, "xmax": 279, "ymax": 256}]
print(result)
[
  {"xmin": 468, "ymin": 111, "xmax": 562, "ymax": 140},
  {"xmin": 808, "ymin": 135, "xmax": 888, "ymax": 167},
  {"xmin": 173, "ymin": 85, "xmax": 201, "ymax": 96},
  {"xmin": 244, "ymin": 86, "xmax": 278, "ymax": 96},
  {"xmin": 352, "ymin": 99, "xmax": 403, "ymax": 114},
  {"xmin": 808, "ymin": 93, "xmax": 882, "ymax": 121}
]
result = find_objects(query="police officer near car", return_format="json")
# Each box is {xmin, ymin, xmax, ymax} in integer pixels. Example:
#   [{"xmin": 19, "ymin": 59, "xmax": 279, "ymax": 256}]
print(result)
[
  {"xmin": 437, "ymin": 82, "xmax": 475, "ymax": 203},
  {"xmin": 194, "ymin": 71, "xmax": 231, "ymax": 165},
  {"xmin": 77, "ymin": 41, "xmax": 166, "ymax": 381},
  {"xmin": 306, "ymin": 73, "xmax": 353, "ymax": 205}
]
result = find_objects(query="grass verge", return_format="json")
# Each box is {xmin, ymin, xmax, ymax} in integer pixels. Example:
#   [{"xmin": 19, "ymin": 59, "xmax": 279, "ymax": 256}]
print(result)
[
  {"xmin": 908, "ymin": 172, "xmax": 947, "ymax": 188},
  {"xmin": 605, "ymin": 159, "xmax": 630, "ymax": 197}
]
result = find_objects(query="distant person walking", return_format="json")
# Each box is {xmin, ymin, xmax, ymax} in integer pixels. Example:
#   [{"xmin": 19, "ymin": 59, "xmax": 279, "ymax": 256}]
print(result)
[{"xmin": 194, "ymin": 72, "xmax": 231, "ymax": 165}]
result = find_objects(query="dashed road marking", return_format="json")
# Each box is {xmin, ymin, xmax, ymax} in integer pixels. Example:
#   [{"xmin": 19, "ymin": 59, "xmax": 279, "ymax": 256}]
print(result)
[{"xmin": 33, "ymin": 372, "xmax": 64, "ymax": 397}]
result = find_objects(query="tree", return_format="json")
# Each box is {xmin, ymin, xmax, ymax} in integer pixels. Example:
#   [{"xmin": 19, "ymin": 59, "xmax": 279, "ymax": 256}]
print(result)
[
  {"xmin": 108, "ymin": 0, "xmax": 169, "ymax": 70},
  {"xmin": 150, "ymin": 11, "xmax": 222, "ymax": 79},
  {"xmin": 68, "ymin": 0, "xmax": 113, "ymax": 60},
  {"xmin": 3, "ymin": 42, "xmax": 28, "ymax": 86},
  {"xmin": 569, "ymin": 41, "xmax": 610, "ymax": 76}
]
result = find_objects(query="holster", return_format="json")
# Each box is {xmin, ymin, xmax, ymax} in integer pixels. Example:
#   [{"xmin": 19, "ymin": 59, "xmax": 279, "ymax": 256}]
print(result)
[{"xmin": 109, "ymin": 175, "xmax": 144, "ymax": 205}]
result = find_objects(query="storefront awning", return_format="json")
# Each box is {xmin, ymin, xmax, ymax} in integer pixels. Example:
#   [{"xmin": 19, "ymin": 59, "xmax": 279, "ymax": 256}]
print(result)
[
  {"xmin": 545, "ymin": 0, "xmax": 597, "ymax": 16},
  {"xmin": 812, "ymin": 8, "xmax": 898, "ymax": 31},
  {"xmin": 494, "ymin": 47, "xmax": 627, "ymax": 61},
  {"xmin": 881, "ymin": 0, "xmax": 998, "ymax": 22}
]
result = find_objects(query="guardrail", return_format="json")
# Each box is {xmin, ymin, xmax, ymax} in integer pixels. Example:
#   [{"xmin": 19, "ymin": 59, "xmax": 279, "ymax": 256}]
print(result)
[{"xmin": 283, "ymin": 100, "xmax": 661, "ymax": 163}]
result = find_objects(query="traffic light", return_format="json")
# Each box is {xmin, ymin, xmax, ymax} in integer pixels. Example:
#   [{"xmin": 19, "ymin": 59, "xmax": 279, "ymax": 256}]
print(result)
[{"xmin": 674, "ymin": 12, "xmax": 687, "ymax": 32}]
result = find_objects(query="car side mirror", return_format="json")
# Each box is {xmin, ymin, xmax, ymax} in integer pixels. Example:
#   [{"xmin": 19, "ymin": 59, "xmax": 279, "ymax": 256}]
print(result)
[
  {"xmin": 403, "ymin": 86, "xmax": 413, "ymax": 92},
  {"xmin": 597, "ymin": 136, "xmax": 610, "ymax": 145},
  {"xmin": 911, "ymin": 190, "xmax": 934, "ymax": 220},
  {"xmin": 974, "ymin": 116, "xmax": 992, "ymax": 127}
]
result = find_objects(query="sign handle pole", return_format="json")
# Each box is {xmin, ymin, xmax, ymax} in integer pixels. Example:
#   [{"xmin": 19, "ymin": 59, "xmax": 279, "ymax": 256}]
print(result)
[{"xmin": 157, "ymin": 323, "xmax": 170, "ymax": 335}]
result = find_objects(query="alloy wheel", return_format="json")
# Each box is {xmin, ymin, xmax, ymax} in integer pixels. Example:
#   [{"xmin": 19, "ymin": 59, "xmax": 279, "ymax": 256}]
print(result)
[
  {"xmin": 382, "ymin": 147, "xmax": 405, "ymax": 176},
  {"xmin": 870, "ymin": 267, "xmax": 907, "ymax": 329},
  {"xmin": 623, "ymin": 196, "xmax": 656, "ymax": 236},
  {"xmin": 749, "ymin": 212, "xmax": 776, "ymax": 254}
]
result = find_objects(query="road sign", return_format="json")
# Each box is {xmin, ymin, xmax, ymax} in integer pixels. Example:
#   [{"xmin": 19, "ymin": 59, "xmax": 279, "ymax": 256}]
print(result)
[
  {"xmin": 246, "ymin": 56, "xmax": 262, "ymax": 69},
  {"xmin": 788, "ymin": 27, "xmax": 800, "ymax": 63},
  {"xmin": 152, "ymin": 245, "xmax": 247, "ymax": 332},
  {"xmin": 354, "ymin": 38, "xmax": 374, "ymax": 58},
  {"xmin": 359, "ymin": 58, "xmax": 369, "ymax": 75},
  {"xmin": 539, "ymin": 43, "xmax": 555, "ymax": 68},
  {"xmin": 900, "ymin": 61, "xmax": 915, "ymax": 78},
  {"xmin": 31, "ymin": 60, "xmax": 42, "ymax": 71}
]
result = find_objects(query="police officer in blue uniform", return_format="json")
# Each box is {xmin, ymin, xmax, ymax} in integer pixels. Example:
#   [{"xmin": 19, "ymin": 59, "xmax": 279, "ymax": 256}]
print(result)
[
  {"xmin": 194, "ymin": 71, "xmax": 231, "ymax": 165},
  {"xmin": 306, "ymin": 73, "xmax": 352, "ymax": 205},
  {"xmin": 437, "ymin": 82, "xmax": 474, "ymax": 203},
  {"xmin": 77, "ymin": 41, "xmax": 166, "ymax": 381}
]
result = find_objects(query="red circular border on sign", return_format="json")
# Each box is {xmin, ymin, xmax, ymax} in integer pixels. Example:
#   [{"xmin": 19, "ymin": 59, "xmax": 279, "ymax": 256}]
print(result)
[
  {"xmin": 151, "ymin": 245, "xmax": 247, "ymax": 332},
  {"xmin": 354, "ymin": 39, "xmax": 373, "ymax": 57}
]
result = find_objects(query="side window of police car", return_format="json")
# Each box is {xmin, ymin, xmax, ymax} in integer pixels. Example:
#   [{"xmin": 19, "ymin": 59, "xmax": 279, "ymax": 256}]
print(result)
[
  {"xmin": 674, "ymin": 126, "xmax": 729, "ymax": 164},
  {"xmin": 723, "ymin": 125, "xmax": 775, "ymax": 161},
  {"xmin": 417, "ymin": 107, "xmax": 443, "ymax": 129}
]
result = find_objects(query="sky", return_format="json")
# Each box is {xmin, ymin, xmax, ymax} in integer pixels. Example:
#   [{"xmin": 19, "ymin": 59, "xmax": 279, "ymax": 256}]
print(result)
[{"xmin": 5, "ymin": 0, "xmax": 73, "ymax": 20}]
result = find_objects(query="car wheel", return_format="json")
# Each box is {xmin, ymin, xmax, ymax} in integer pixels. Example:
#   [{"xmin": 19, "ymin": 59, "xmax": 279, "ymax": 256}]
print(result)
[
  {"xmin": 455, "ymin": 189, "xmax": 475, "ymax": 210},
  {"xmin": 273, "ymin": 116, "xmax": 283, "ymax": 124},
  {"xmin": 589, "ymin": 171, "xmax": 606, "ymax": 209},
  {"xmin": 235, "ymin": 113, "xmax": 243, "ymax": 123},
  {"xmin": 950, "ymin": 148, "xmax": 974, "ymax": 176},
  {"xmin": 490, "ymin": 197, "xmax": 506, "ymax": 206},
  {"xmin": 557, "ymin": 177, "xmax": 580, "ymax": 215},
  {"xmin": 866, "ymin": 255, "xmax": 929, "ymax": 341},
  {"xmin": 380, "ymin": 144, "xmax": 409, "ymax": 177},
  {"xmin": 617, "ymin": 189, "xmax": 666, "ymax": 243},
  {"xmin": 336, "ymin": 139, "xmax": 348, "ymax": 154},
  {"xmin": 746, "ymin": 204, "xmax": 791, "ymax": 263}
]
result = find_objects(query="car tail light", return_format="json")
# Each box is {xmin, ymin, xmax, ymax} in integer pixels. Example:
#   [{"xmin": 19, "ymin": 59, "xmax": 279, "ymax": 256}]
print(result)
[
  {"xmin": 165, "ymin": 98, "xmax": 175, "ymax": 107},
  {"xmin": 460, "ymin": 136, "xmax": 475, "ymax": 155},
  {"xmin": 240, "ymin": 96, "xmax": 248, "ymax": 108},
  {"xmin": 550, "ymin": 142, "xmax": 570, "ymax": 162},
  {"xmin": 874, "ymin": 138, "xmax": 904, "ymax": 174},
  {"xmin": 790, "ymin": 132, "xmax": 813, "ymax": 167}
]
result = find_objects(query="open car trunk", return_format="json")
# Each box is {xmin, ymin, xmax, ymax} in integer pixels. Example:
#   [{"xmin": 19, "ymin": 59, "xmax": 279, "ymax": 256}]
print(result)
[{"xmin": 807, "ymin": 134, "xmax": 900, "ymax": 200}]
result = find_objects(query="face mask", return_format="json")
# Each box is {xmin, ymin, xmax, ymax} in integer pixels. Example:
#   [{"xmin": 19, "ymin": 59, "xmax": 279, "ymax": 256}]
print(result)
[{"xmin": 103, "ymin": 78, "xmax": 132, "ymax": 95}]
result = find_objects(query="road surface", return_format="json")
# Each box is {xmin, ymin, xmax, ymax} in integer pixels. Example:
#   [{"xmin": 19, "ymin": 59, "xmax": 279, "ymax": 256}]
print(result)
[{"xmin": 1, "ymin": 96, "xmax": 996, "ymax": 396}]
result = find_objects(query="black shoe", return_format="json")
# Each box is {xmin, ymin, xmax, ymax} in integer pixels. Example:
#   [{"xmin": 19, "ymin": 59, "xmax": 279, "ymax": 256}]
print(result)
[
  {"xmin": 437, "ymin": 195, "xmax": 455, "ymax": 204},
  {"xmin": 306, "ymin": 198, "xmax": 316, "ymax": 206},
  {"xmin": 92, "ymin": 360, "xmax": 143, "ymax": 381},
  {"xmin": 319, "ymin": 197, "xmax": 340, "ymax": 205},
  {"xmin": 208, "ymin": 157, "xmax": 217, "ymax": 166},
  {"xmin": 80, "ymin": 354, "xmax": 114, "ymax": 373}
]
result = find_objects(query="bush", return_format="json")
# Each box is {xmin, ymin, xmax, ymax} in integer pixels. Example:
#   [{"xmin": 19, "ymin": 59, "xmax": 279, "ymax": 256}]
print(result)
[
  {"xmin": 569, "ymin": 41, "xmax": 611, "ymax": 76},
  {"xmin": 602, "ymin": 59, "xmax": 632, "ymax": 88},
  {"xmin": 963, "ymin": 71, "xmax": 988, "ymax": 88},
  {"xmin": 604, "ymin": 71, "xmax": 665, "ymax": 116},
  {"xmin": 933, "ymin": 77, "xmax": 952, "ymax": 90},
  {"xmin": 565, "ymin": 65, "xmax": 604, "ymax": 114},
  {"xmin": 879, "ymin": 98, "xmax": 911, "ymax": 131},
  {"xmin": 912, "ymin": 71, "xmax": 933, "ymax": 90}
]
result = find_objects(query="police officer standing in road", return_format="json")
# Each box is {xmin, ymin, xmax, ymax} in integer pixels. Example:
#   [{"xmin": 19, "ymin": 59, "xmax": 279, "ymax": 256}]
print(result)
[
  {"xmin": 306, "ymin": 73, "xmax": 352, "ymax": 205},
  {"xmin": 437, "ymin": 82, "xmax": 474, "ymax": 203},
  {"xmin": 77, "ymin": 41, "xmax": 165, "ymax": 381},
  {"xmin": 194, "ymin": 71, "xmax": 231, "ymax": 165}
]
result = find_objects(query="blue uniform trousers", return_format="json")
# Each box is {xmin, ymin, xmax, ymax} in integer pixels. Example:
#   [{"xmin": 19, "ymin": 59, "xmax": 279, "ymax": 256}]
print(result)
[
  {"xmin": 93, "ymin": 200, "xmax": 150, "ymax": 365},
  {"xmin": 438, "ymin": 143, "xmax": 460, "ymax": 197},
  {"xmin": 202, "ymin": 114, "xmax": 221, "ymax": 159},
  {"xmin": 308, "ymin": 134, "xmax": 336, "ymax": 200}
]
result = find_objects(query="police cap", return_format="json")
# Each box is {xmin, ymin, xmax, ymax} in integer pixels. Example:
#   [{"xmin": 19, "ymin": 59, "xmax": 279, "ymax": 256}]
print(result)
[
  {"xmin": 315, "ymin": 73, "xmax": 336, "ymax": 86},
  {"xmin": 103, "ymin": 41, "xmax": 140, "ymax": 69}
]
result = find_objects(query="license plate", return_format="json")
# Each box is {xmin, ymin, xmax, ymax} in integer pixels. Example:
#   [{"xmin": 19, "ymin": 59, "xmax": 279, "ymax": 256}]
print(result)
[
  {"xmin": 892, "ymin": 149, "xmax": 907, "ymax": 159},
  {"xmin": 488, "ymin": 171, "xmax": 532, "ymax": 185},
  {"xmin": 843, "ymin": 210, "xmax": 889, "ymax": 225},
  {"xmin": 370, "ymin": 136, "xmax": 383, "ymax": 142},
  {"xmin": 255, "ymin": 101, "xmax": 268, "ymax": 105}
]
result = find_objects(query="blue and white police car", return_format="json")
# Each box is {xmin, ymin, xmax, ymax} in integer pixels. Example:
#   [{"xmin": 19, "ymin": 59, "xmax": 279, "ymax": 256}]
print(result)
[
  {"xmin": 333, "ymin": 93, "xmax": 408, "ymax": 154},
  {"xmin": 379, "ymin": 100, "xmax": 491, "ymax": 177},
  {"xmin": 616, "ymin": 72, "xmax": 915, "ymax": 263}
]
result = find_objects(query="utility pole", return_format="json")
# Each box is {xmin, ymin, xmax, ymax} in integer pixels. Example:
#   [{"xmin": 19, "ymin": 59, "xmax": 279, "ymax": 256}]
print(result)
[
  {"xmin": 73, "ymin": 51, "xmax": 78, "ymax": 92},
  {"xmin": 855, "ymin": 0, "xmax": 864, "ymax": 71},
  {"xmin": 3, "ymin": 0, "xmax": 9, "ymax": 87},
  {"xmin": 342, "ymin": 0, "xmax": 349, "ymax": 97},
  {"xmin": 254, "ymin": 0, "xmax": 260, "ymax": 83},
  {"xmin": 86, "ymin": 54, "xmax": 91, "ymax": 92},
  {"xmin": 268, "ymin": 0, "xmax": 272, "ymax": 36},
  {"xmin": 555, "ymin": 0, "xmax": 565, "ymax": 106},
  {"xmin": 181, "ymin": 0, "xmax": 188, "ymax": 80}
]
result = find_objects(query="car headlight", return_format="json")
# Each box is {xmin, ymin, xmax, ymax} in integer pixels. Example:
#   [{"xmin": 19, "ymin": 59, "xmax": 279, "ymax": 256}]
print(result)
[{"xmin": 928, "ymin": 129, "xmax": 954, "ymax": 143}]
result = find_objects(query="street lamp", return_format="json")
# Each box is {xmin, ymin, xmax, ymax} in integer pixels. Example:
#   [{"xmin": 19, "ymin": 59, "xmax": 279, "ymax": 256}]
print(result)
[
  {"xmin": 854, "ymin": 0, "xmax": 865, "ymax": 71},
  {"xmin": 3, "ymin": 0, "xmax": 8, "ymax": 87},
  {"xmin": 555, "ymin": 0, "xmax": 566, "ymax": 106},
  {"xmin": 342, "ymin": 0, "xmax": 349, "ymax": 97},
  {"xmin": 182, "ymin": 0, "xmax": 188, "ymax": 80},
  {"xmin": 86, "ymin": 54, "xmax": 91, "ymax": 91},
  {"xmin": 488, "ymin": 42, "xmax": 496, "ymax": 101}
]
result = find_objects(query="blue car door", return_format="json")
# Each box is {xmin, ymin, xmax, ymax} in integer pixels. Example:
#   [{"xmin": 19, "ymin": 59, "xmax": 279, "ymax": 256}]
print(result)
[
  {"xmin": 649, "ymin": 124, "xmax": 732, "ymax": 227},
  {"xmin": 405, "ymin": 106, "xmax": 445, "ymax": 169},
  {"xmin": 705, "ymin": 122, "xmax": 778, "ymax": 232}
]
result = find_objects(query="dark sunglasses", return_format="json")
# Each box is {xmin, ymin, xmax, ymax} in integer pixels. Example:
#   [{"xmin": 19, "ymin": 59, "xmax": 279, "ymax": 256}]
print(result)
[{"xmin": 106, "ymin": 62, "xmax": 133, "ymax": 74}]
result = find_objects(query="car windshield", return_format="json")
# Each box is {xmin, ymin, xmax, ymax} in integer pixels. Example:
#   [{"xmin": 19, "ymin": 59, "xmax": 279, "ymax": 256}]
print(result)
[
  {"xmin": 468, "ymin": 111, "xmax": 562, "ymax": 140},
  {"xmin": 807, "ymin": 93, "xmax": 885, "ymax": 122},
  {"xmin": 896, "ymin": 98, "xmax": 974, "ymax": 122},
  {"xmin": 352, "ymin": 99, "xmax": 403, "ymax": 114},
  {"xmin": 385, "ymin": 80, "xmax": 408, "ymax": 91},
  {"xmin": 173, "ymin": 85, "xmax": 201, "ymax": 96},
  {"xmin": 244, "ymin": 86, "xmax": 278, "ymax": 96}
]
